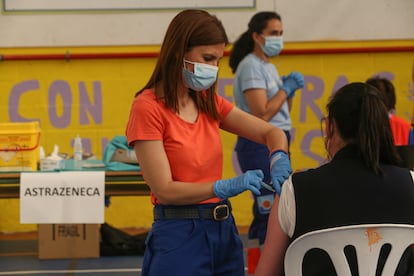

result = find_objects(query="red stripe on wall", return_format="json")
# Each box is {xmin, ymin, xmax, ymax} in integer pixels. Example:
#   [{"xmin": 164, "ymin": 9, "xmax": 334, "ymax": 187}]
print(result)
[{"xmin": 1, "ymin": 45, "xmax": 413, "ymax": 61}]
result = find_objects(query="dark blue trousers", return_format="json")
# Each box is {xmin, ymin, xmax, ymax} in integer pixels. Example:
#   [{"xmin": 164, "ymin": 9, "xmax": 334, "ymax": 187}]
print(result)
[
  {"xmin": 235, "ymin": 131, "xmax": 290, "ymax": 244},
  {"xmin": 142, "ymin": 204, "xmax": 245, "ymax": 276}
]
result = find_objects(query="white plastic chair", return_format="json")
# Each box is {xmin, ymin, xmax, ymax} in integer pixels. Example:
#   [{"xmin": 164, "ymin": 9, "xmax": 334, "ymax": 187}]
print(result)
[{"xmin": 284, "ymin": 224, "xmax": 414, "ymax": 276}]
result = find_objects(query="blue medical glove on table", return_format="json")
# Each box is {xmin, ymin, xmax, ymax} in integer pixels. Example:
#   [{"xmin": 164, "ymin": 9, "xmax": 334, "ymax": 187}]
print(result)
[
  {"xmin": 282, "ymin": 71, "xmax": 305, "ymax": 99},
  {"xmin": 269, "ymin": 150, "xmax": 292, "ymax": 194},
  {"xmin": 214, "ymin": 169, "xmax": 264, "ymax": 199}
]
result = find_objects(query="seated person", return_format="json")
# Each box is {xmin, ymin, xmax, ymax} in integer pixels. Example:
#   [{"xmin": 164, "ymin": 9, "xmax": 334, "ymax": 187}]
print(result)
[
  {"xmin": 255, "ymin": 82, "xmax": 414, "ymax": 276},
  {"xmin": 366, "ymin": 76, "xmax": 414, "ymax": 145}
]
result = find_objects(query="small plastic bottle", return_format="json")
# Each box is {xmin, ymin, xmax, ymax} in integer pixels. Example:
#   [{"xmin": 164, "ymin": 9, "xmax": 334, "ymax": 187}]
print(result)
[{"xmin": 73, "ymin": 134, "xmax": 83, "ymax": 170}]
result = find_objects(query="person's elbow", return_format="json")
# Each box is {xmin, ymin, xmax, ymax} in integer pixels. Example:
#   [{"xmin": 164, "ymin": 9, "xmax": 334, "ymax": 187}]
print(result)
[{"xmin": 251, "ymin": 110, "xmax": 272, "ymax": 122}]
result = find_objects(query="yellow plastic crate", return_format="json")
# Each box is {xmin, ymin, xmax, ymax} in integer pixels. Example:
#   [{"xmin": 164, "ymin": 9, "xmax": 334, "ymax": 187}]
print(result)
[{"xmin": 0, "ymin": 122, "xmax": 41, "ymax": 171}]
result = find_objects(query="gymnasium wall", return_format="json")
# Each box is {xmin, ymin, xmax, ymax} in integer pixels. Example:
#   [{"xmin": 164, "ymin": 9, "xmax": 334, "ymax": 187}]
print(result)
[{"xmin": 0, "ymin": 0, "xmax": 413, "ymax": 232}]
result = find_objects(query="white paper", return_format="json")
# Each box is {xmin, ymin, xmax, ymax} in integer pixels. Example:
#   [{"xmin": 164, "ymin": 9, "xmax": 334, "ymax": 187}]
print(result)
[{"xmin": 20, "ymin": 171, "xmax": 105, "ymax": 223}]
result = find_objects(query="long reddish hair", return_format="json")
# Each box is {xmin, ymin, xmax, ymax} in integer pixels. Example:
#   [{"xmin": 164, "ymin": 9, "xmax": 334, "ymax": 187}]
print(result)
[{"xmin": 136, "ymin": 9, "xmax": 228, "ymax": 120}]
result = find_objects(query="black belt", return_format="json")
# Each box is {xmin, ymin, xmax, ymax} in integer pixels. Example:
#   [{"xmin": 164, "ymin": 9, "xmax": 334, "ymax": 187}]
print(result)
[{"xmin": 153, "ymin": 203, "xmax": 230, "ymax": 221}]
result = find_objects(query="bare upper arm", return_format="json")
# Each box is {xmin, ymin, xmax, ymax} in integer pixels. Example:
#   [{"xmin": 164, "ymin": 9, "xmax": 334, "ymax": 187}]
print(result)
[
  {"xmin": 220, "ymin": 106, "xmax": 273, "ymax": 145},
  {"xmin": 244, "ymin": 88, "xmax": 288, "ymax": 122},
  {"xmin": 255, "ymin": 196, "xmax": 290, "ymax": 276},
  {"xmin": 244, "ymin": 88, "xmax": 268, "ymax": 119},
  {"xmin": 133, "ymin": 140, "xmax": 172, "ymax": 195}
]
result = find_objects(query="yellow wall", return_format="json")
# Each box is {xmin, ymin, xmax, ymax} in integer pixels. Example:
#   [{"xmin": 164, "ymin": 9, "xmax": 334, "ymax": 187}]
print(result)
[{"xmin": 0, "ymin": 40, "xmax": 413, "ymax": 233}]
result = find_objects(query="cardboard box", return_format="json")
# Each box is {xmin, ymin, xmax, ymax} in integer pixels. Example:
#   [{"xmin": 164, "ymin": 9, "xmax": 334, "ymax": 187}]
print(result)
[
  {"xmin": 0, "ymin": 121, "xmax": 41, "ymax": 171},
  {"xmin": 38, "ymin": 224, "xmax": 100, "ymax": 259}
]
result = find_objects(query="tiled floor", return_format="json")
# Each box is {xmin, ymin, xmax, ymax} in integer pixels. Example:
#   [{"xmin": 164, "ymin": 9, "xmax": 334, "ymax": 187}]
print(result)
[{"xmin": 0, "ymin": 255, "xmax": 143, "ymax": 275}]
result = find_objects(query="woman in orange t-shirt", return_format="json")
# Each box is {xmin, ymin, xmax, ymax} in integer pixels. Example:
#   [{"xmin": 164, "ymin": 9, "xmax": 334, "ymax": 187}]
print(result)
[{"xmin": 126, "ymin": 9, "xmax": 292, "ymax": 276}]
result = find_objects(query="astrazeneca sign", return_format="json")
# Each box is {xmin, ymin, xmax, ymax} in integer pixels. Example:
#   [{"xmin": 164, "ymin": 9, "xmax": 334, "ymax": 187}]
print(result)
[{"xmin": 20, "ymin": 171, "xmax": 105, "ymax": 223}]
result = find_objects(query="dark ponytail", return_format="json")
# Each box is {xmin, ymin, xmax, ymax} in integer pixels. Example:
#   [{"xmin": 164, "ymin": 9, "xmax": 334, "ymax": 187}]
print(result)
[
  {"xmin": 229, "ymin": 31, "xmax": 254, "ymax": 73},
  {"xmin": 327, "ymin": 82, "xmax": 401, "ymax": 174}
]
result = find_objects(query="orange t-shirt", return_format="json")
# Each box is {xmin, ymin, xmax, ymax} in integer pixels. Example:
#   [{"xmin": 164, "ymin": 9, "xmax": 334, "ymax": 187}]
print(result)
[
  {"xmin": 389, "ymin": 114, "xmax": 411, "ymax": 145},
  {"xmin": 126, "ymin": 89, "xmax": 233, "ymax": 204}
]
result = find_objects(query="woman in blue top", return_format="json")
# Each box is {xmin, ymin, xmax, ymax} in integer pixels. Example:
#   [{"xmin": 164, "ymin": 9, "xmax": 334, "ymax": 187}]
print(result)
[{"xmin": 229, "ymin": 11, "xmax": 304, "ymax": 270}]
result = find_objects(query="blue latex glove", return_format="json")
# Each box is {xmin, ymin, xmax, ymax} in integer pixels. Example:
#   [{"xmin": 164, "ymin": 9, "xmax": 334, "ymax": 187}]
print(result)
[
  {"xmin": 290, "ymin": 72, "xmax": 305, "ymax": 87},
  {"xmin": 269, "ymin": 150, "xmax": 292, "ymax": 194},
  {"xmin": 214, "ymin": 169, "xmax": 263, "ymax": 199},
  {"xmin": 282, "ymin": 72, "xmax": 305, "ymax": 98}
]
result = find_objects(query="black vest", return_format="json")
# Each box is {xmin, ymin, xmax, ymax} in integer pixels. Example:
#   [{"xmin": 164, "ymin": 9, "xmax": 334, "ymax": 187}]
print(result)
[{"xmin": 291, "ymin": 145, "xmax": 414, "ymax": 275}]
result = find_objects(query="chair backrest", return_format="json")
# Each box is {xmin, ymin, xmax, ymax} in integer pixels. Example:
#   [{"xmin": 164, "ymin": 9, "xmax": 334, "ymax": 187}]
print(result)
[{"xmin": 284, "ymin": 224, "xmax": 414, "ymax": 276}]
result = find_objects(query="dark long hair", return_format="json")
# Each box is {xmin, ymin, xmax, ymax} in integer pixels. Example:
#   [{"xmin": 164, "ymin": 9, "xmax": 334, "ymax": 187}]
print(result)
[
  {"xmin": 229, "ymin": 11, "xmax": 281, "ymax": 73},
  {"xmin": 365, "ymin": 77, "xmax": 396, "ymax": 111},
  {"xmin": 136, "ymin": 9, "xmax": 228, "ymax": 120},
  {"xmin": 327, "ymin": 82, "xmax": 401, "ymax": 174}
]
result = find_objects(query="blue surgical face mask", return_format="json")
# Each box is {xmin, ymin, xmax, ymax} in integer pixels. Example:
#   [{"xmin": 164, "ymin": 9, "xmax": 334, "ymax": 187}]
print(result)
[
  {"xmin": 261, "ymin": 36, "xmax": 284, "ymax": 57},
  {"xmin": 182, "ymin": 59, "xmax": 218, "ymax": 91}
]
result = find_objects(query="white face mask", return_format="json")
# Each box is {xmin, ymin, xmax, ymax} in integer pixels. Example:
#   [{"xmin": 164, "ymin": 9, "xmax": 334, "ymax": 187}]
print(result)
[
  {"xmin": 182, "ymin": 59, "xmax": 218, "ymax": 91},
  {"xmin": 261, "ymin": 35, "xmax": 284, "ymax": 57}
]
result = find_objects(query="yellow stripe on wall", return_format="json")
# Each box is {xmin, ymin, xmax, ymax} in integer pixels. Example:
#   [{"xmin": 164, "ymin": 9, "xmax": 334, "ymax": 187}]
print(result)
[{"xmin": 0, "ymin": 40, "xmax": 413, "ymax": 232}]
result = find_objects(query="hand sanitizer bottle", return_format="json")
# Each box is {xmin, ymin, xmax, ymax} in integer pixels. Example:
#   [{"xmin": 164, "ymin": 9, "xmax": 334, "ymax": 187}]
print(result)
[{"xmin": 73, "ymin": 135, "xmax": 83, "ymax": 170}]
